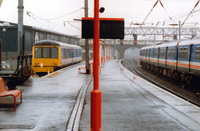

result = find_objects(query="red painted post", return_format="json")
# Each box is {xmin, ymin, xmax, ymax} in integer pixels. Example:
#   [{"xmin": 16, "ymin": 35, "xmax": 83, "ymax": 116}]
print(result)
[
  {"xmin": 91, "ymin": 0, "xmax": 101, "ymax": 130},
  {"xmin": 104, "ymin": 42, "xmax": 106, "ymax": 62},
  {"xmin": 109, "ymin": 44, "xmax": 111, "ymax": 60}
]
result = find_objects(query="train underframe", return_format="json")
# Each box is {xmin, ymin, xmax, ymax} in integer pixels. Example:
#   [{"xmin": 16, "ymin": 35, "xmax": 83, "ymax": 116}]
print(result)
[{"xmin": 140, "ymin": 61, "xmax": 199, "ymax": 87}]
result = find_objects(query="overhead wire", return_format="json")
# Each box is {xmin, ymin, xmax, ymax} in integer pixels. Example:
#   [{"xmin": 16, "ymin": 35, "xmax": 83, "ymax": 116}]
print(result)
[
  {"xmin": 158, "ymin": 0, "xmax": 172, "ymax": 20},
  {"xmin": 140, "ymin": 0, "xmax": 172, "ymax": 27},
  {"xmin": 181, "ymin": 0, "xmax": 200, "ymax": 26},
  {"xmin": 140, "ymin": 0, "xmax": 158, "ymax": 27},
  {"xmin": 33, "ymin": 7, "xmax": 84, "ymax": 21},
  {"xmin": 25, "ymin": 7, "xmax": 83, "ymax": 32}
]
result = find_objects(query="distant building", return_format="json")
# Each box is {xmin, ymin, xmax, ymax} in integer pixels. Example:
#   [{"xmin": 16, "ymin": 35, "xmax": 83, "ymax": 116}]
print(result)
[{"xmin": 0, "ymin": 21, "xmax": 80, "ymax": 59}]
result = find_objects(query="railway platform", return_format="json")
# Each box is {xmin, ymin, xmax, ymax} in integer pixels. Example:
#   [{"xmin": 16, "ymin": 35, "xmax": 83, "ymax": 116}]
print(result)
[
  {"xmin": 79, "ymin": 60, "xmax": 200, "ymax": 131},
  {"xmin": 0, "ymin": 60, "xmax": 199, "ymax": 130},
  {"xmin": 0, "ymin": 62, "xmax": 92, "ymax": 131}
]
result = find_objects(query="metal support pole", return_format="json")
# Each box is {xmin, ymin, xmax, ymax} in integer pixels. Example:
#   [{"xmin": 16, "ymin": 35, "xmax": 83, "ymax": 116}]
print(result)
[
  {"xmin": 0, "ymin": 40, "xmax": 2, "ymax": 68},
  {"xmin": 91, "ymin": 0, "xmax": 101, "ymax": 130},
  {"xmin": 114, "ymin": 40, "xmax": 116, "ymax": 59},
  {"xmin": 18, "ymin": 0, "xmax": 24, "ymax": 56},
  {"xmin": 104, "ymin": 42, "xmax": 106, "ymax": 62},
  {"xmin": 5, "ymin": 29, "xmax": 7, "ymax": 67},
  {"xmin": 109, "ymin": 44, "xmax": 111, "ymax": 60},
  {"xmin": 179, "ymin": 21, "xmax": 181, "ymax": 40},
  {"xmin": 85, "ymin": 0, "xmax": 90, "ymax": 74}
]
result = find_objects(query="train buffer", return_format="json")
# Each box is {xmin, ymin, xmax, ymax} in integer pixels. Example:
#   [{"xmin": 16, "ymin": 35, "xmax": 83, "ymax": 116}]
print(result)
[{"xmin": 0, "ymin": 55, "xmax": 32, "ymax": 90}]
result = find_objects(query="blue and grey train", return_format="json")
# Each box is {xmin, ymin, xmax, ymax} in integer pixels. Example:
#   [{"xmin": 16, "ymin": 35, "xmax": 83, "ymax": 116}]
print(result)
[{"xmin": 139, "ymin": 39, "xmax": 200, "ymax": 85}]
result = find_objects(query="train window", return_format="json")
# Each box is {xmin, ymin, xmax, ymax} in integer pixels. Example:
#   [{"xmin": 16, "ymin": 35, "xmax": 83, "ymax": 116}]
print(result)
[
  {"xmin": 154, "ymin": 49, "xmax": 158, "ymax": 58},
  {"xmin": 183, "ymin": 47, "xmax": 188, "ymax": 60},
  {"xmin": 79, "ymin": 50, "xmax": 81, "ymax": 56},
  {"xmin": 51, "ymin": 47, "xmax": 58, "ymax": 58},
  {"xmin": 43, "ymin": 47, "xmax": 50, "ymax": 58},
  {"xmin": 35, "ymin": 47, "xmax": 42, "ymax": 58},
  {"xmin": 168, "ymin": 48, "xmax": 175, "ymax": 59},
  {"xmin": 195, "ymin": 46, "xmax": 200, "ymax": 61},
  {"xmin": 149, "ymin": 49, "xmax": 151, "ymax": 57},
  {"xmin": 171, "ymin": 48, "xmax": 175, "ymax": 59},
  {"xmin": 66, "ymin": 49, "xmax": 68, "ymax": 58},
  {"xmin": 168, "ymin": 48, "xmax": 171, "ymax": 59},
  {"xmin": 61, "ymin": 49, "xmax": 66, "ymax": 59},
  {"xmin": 160, "ymin": 48, "xmax": 165, "ymax": 59},
  {"xmin": 178, "ymin": 47, "xmax": 183, "ymax": 59},
  {"xmin": 69, "ymin": 49, "xmax": 73, "ymax": 58}
]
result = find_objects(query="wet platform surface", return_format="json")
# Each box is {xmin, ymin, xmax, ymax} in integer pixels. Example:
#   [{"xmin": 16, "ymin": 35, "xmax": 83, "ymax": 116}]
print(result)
[
  {"xmin": 80, "ymin": 60, "xmax": 200, "ymax": 131},
  {"xmin": 0, "ymin": 62, "xmax": 89, "ymax": 131}
]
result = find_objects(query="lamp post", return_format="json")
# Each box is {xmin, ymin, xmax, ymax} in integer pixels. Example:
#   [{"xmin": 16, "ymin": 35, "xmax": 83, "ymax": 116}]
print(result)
[
  {"xmin": 91, "ymin": 0, "xmax": 101, "ymax": 130},
  {"xmin": 3, "ymin": 22, "xmax": 10, "ymax": 68}
]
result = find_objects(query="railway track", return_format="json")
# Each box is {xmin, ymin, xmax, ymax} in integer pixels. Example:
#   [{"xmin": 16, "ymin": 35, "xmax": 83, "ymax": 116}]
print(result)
[{"xmin": 122, "ymin": 59, "xmax": 200, "ymax": 107}]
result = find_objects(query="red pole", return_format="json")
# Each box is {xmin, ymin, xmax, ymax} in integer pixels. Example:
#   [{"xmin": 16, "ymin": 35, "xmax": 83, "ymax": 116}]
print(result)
[
  {"xmin": 104, "ymin": 42, "xmax": 106, "ymax": 62},
  {"xmin": 91, "ymin": 0, "xmax": 101, "ymax": 130},
  {"xmin": 109, "ymin": 44, "xmax": 111, "ymax": 60}
]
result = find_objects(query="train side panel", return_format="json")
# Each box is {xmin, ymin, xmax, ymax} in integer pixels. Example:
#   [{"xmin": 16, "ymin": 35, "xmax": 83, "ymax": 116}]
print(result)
[
  {"xmin": 190, "ymin": 44, "xmax": 200, "ymax": 76},
  {"xmin": 165, "ymin": 46, "xmax": 177, "ymax": 70},
  {"xmin": 177, "ymin": 45, "xmax": 190, "ymax": 73}
]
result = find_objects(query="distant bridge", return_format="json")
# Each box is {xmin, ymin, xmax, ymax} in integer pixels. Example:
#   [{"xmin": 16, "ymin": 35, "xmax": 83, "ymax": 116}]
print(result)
[{"xmin": 114, "ymin": 44, "xmax": 145, "ymax": 59}]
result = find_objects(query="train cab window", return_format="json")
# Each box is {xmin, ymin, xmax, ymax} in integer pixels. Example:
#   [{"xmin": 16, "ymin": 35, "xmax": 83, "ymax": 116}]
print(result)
[
  {"xmin": 35, "ymin": 47, "xmax": 42, "ymax": 58},
  {"xmin": 195, "ymin": 46, "xmax": 200, "ymax": 61},
  {"xmin": 43, "ymin": 47, "xmax": 50, "ymax": 58},
  {"xmin": 35, "ymin": 47, "xmax": 58, "ymax": 58},
  {"xmin": 51, "ymin": 47, "xmax": 58, "ymax": 58}
]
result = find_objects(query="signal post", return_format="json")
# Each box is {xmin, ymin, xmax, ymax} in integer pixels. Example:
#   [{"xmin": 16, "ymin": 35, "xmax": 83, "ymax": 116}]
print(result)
[
  {"xmin": 91, "ymin": 0, "xmax": 101, "ymax": 130},
  {"xmin": 81, "ymin": 1, "xmax": 124, "ymax": 130}
]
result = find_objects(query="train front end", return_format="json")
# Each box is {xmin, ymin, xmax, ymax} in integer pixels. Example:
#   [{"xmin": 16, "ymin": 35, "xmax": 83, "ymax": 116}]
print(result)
[{"xmin": 32, "ymin": 41, "xmax": 60, "ymax": 76}]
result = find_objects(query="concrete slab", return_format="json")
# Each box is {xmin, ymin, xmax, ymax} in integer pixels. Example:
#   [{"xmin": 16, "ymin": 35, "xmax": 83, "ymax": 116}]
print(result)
[{"xmin": 79, "ymin": 60, "xmax": 200, "ymax": 131}]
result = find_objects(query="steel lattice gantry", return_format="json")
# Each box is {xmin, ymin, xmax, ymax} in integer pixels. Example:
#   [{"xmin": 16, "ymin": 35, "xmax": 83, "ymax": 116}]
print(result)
[{"xmin": 124, "ymin": 27, "xmax": 200, "ymax": 44}]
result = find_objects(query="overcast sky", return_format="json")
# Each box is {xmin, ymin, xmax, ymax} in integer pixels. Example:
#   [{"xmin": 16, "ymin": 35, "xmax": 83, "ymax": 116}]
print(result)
[{"xmin": 0, "ymin": 0, "xmax": 200, "ymax": 37}]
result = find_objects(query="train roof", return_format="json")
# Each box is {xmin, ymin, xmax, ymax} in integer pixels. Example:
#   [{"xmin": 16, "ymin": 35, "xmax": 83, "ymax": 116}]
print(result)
[
  {"xmin": 33, "ymin": 39, "xmax": 81, "ymax": 49},
  {"xmin": 179, "ymin": 38, "xmax": 200, "ymax": 46},
  {"xmin": 141, "ymin": 38, "xmax": 200, "ymax": 50}
]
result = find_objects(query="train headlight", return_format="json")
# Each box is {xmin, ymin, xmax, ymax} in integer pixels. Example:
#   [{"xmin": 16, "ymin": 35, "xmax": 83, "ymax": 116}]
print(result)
[
  {"xmin": 35, "ymin": 62, "xmax": 39, "ymax": 66},
  {"xmin": 40, "ymin": 63, "xmax": 43, "ymax": 67},
  {"xmin": 53, "ymin": 62, "xmax": 57, "ymax": 66}
]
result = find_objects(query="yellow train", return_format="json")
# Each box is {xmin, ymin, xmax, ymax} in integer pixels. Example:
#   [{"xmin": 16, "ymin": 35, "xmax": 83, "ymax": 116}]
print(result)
[{"xmin": 32, "ymin": 40, "xmax": 82, "ymax": 76}]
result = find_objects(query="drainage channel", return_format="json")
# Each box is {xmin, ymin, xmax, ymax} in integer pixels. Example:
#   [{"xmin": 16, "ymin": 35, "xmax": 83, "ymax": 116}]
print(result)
[{"xmin": 65, "ymin": 75, "xmax": 92, "ymax": 131}]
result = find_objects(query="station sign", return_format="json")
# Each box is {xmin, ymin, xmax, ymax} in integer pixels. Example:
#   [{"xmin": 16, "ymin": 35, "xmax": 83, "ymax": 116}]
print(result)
[{"xmin": 82, "ymin": 17, "xmax": 124, "ymax": 39}]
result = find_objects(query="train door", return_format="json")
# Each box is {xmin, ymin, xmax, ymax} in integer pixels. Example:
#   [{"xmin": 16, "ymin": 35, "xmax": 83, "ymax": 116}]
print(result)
[
  {"xmin": 148, "ymin": 49, "xmax": 151, "ymax": 63},
  {"xmin": 176, "ymin": 43, "xmax": 179, "ymax": 71},
  {"xmin": 145, "ymin": 49, "xmax": 147, "ymax": 62},
  {"xmin": 189, "ymin": 44, "xmax": 194, "ymax": 72},
  {"xmin": 158, "ymin": 48, "xmax": 160, "ymax": 66},
  {"xmin": 165, "ymin": 47, "xmax": 168, "ymax": 67}
]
